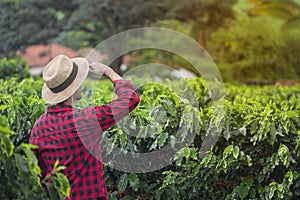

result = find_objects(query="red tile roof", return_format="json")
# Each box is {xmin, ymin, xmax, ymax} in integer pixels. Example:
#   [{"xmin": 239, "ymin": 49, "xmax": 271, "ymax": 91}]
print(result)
[{"xmin": 18, "ymin": 43, "xmax": 78, "ymax": 68}]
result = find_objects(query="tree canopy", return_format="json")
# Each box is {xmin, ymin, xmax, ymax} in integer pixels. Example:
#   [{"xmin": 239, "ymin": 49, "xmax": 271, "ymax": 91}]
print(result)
[
  {"xmin": 0, "ymin": 0, "xmax": 299, "ymax": 80},
  {"xmin": 0, "ymin": 0, "xmax": 76, "ymax": 57}
]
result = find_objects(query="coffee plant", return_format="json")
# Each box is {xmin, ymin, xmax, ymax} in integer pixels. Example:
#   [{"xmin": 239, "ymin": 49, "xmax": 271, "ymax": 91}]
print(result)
[
  {"xmin": 0, "ymin": 57, "xmax": 30, "ymax": 81},
  {"xmin": 0, "ymin": 114, "xmax": 70, "ymax": 200},
  {"xmin": 0, "ymin": 59, "xmax": 299, "ymax": 199}
]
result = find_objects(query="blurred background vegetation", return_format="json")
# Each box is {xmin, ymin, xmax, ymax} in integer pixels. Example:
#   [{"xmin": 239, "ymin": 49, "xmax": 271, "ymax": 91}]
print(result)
[
  {"xmin": 0, "ymin": 0, "xmax": 299, "ymax": 82},
  {"xmin": 1, "ymin": 1, "xmax": 300, "ymax": 199}
]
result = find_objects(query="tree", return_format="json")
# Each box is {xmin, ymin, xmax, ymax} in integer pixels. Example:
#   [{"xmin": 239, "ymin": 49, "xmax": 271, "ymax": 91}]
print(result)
[
  {"xmin": 247, "ymin": 0, "xmax": 300, "ymax": 77},
  {"xmin": 248, "ymin": 0, "xmax": 300, "ymax": 21},
  {"xmin": 67, "ymin": 0, "xmax": 175, "ymax": 74},
  {"xmin": 66, "ymin": 0, "xmax": 238, "ymax": 73},
  {"xmin": 0, "ymin": 0, "xmax": 239, "ymax": 74},
  {"xmin": 248, "ymin": 0, "xmax": 300, "ymax": 39},
  {"xmin": 0, "ymin": 0, "xmax": 76, "ymax": 57},
  {"xmin": 208, "ymin": 16, "xmax": 298, "ymax": 81},
  {"xmin": 166, "ymin": 0, "xmax": 238, "ymax": 48}
]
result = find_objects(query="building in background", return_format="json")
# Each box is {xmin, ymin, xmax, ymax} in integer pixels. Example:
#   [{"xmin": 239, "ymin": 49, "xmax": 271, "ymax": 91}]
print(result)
[{"xmin": 17, "ymin": 43, "xmax": 78, "ymax": 76}]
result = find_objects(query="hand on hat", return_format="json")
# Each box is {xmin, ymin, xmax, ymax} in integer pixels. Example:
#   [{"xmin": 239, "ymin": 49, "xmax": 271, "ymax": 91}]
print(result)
[
  {"xmin": 88, "ymin": 62, "xmax": 122, "ymax": 82},
  {"xmin": 89, "ymin": 62, "xmax": 109, "ymax": 77}
]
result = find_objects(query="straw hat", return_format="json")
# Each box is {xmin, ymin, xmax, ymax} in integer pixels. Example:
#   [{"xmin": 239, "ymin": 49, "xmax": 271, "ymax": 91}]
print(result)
[{"xmin": 42, "ymin": 55, "xmax": 89, "ymax": 104}]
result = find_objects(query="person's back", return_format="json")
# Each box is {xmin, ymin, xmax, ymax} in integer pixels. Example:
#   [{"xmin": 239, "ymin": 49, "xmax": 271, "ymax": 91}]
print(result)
[{"xmin": 29, "ymin": 55, "xmax": 139, "ymax": 199}]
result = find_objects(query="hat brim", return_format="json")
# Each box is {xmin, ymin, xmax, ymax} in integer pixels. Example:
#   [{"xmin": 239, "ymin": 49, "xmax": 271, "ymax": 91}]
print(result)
[{"xmin": 42, "ymin": 57, "xmax": 89, "ymax": 104}]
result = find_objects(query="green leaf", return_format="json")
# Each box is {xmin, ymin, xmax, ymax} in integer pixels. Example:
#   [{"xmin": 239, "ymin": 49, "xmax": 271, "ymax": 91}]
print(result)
[
  {"xmin": 271, "ymin": 153, "xmax": 279, "ymax": 166},
  {"xmin": 165, "ymin": 186, "xmax": 180, "ymax": 199},
  {"xmin": 0, "ymin": 132, "xmax": 14, "ymax": 156},
  {"xmin": 233, "ymin": 146, "xmax": 240, "ymax": 159},
  {"xmin": 278, "ymin": 143, "xmax": 289, "ymax": 167},
  {"xmin": 160, "ymin": 171, "xmax": 180, "ymax": 189},
  {"xmin": 149, "ymin": 139, "xmax": 158, "ymax": 151},
  {"xmin": 17, "ymin": 144, "xmax": 40, "ymax": 176},
  {"xmin": 162, "ymin": 99, "xmax": 177, "ymax": 117},
  {"xmin": 269, "ymin": 121, "xmax": 277, "ymax": 145},
  {"xmin": 0, "ymin": 104, "xmax": 9, "ymax": 110},
  {"xmin": 44, "ymin": 182, "xmax": 61, "ymax": 200},
  {"xmin": 184, "ymin": 147, "xmax": 191, "ymax": 159},
  {"xmin": 239, "ymin": 186, "xmax": 249, "ymax": 200},
  {"xmin": 157, "ymin": 132, "xmax": 168, "ymax": 148},
  {"xmin": 14, "ymin": 153, "xmax": 29, "ymax": 173},
  {"xmin": 55, "ymin": 166, "xmax": 67, "ymax": 172},
  {"xmin": 224, "ymin": 145, "xmax": 233, "ymax": 154},
  {"xmin": 54, "ymin": 173, "xmax": 70, "ymax": 197},
  {"xmin": 53, "ymin": 160, "xmax": 59, "ymax": 170},
  {"xmin": 0, "ymin": 114, "xmax": 11, "ymax": 134},
  {"xmin": 269, "ymin": 182, "xmax": 278, "ymax": 199},
  {"xmin": 118, "ymin": 174, "xmax": 128, "ymax": 193},
  {"xmin": 284, "ymin": 171, "xmax": 293, "ymax": 183},
  {"xmin": 128, "ymin": 173, "xmax": 139, "ymax": 192},
  {"xmin": 238, "ymin": 177, "xmax": 254, "ymax": 200},
  {"xmin": 246, "ymin": 155, "xmax": 253, "ymax": 167},
  {"xmin": 250, "ymin": 120, "xmax": 258, "ymax": 135},
  {"xmin": 296, "ymin": 131, "xmax": 300, "ymax": 150}
]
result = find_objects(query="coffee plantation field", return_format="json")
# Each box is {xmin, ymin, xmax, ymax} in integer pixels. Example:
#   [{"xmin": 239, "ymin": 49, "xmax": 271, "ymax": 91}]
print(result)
[{"xmin": 1, "ymin": 72, "xmax": 300, "ymax": 199}]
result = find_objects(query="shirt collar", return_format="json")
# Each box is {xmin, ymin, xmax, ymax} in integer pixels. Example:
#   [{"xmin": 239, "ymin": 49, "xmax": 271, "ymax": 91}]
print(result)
[{"xmin": 46, "ymin": 104, "xmax": 74, "ymax": 113}]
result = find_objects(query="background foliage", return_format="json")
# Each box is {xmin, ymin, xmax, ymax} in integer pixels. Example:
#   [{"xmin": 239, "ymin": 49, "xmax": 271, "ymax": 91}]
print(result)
[
  {"xmin": 0, "ymin": 0, "xmax": 299, "ymax": 81},
  {"xmin": 0, "ymin": 57, "xmax": 30, "ymax": 81},
  {"xmin": 0, "ymin": 0, "xmax": 75, "ymax": 57},
  {"xmin": 208, "ymin": 16, "xmax": 298, "ymax": 81}
]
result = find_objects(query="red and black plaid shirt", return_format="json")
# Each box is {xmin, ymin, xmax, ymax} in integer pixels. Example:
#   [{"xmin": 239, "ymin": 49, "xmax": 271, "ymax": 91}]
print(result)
[{"xmin": 29, "ymin": 80, "xmax": 139, "ymax": 200}]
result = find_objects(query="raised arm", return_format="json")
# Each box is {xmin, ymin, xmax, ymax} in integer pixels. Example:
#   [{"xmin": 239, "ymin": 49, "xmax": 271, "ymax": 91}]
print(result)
[{"xmin": 88, "ymin": 62, "xmax": 140, "ymax": 131}]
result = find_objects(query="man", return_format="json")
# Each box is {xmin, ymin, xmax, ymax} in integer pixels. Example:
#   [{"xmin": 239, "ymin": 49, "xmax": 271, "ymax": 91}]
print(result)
[{"xmin": 29, "ymin": 55, "xmax": 140, "ymax": 200}]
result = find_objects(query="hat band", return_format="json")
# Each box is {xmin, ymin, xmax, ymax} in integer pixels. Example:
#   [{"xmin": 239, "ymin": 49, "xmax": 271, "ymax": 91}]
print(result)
[{"xmin": 49, "ymin": 63, "xmax": 78, "ymax": 93}]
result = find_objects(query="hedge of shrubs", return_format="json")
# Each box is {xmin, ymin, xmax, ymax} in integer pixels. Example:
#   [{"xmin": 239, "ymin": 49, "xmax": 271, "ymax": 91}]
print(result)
[{"xmin": 0, "ymin": 58, "xmax": 299, "ymax": 199}]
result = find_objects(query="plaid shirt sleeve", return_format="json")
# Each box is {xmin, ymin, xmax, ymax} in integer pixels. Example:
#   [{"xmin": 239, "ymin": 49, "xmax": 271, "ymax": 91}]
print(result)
[
  {"xmin": 95, "ymin": 79, "xmax": 140, "ymax": 130},
  {"xmin": 29, "ymin": 79, "xmax": 139, "ymax": 200}
]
